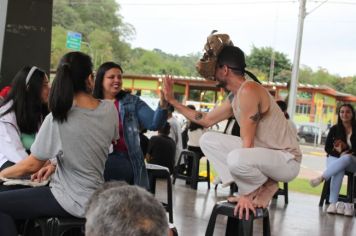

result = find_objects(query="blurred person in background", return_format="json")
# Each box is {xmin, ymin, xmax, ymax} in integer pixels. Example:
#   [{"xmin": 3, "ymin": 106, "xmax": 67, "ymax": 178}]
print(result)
[
  {"xmin": 0, "ymin": 67, "xmax": 49, "ymax": 172},
  {"xmin": 310, "ymin": 104, "xmax": 356, "ymax": 216}
]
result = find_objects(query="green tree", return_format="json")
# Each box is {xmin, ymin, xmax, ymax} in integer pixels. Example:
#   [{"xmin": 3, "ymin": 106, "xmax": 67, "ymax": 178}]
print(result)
[
  {"xmin": 245, "ymin": 68, "xmax": 268, "ymax": 82},
  {"xmin": 246, "ymin": 46, "xmax": 292, "ymax": 82},
  {"xmin": 332, "ymin": 76, "xmax": 356, "ymax": 95},
  {"xmin": 299, "ymin": 66, "xmax": 338, "ymax": 86},
  {"xmin": 124, "ymin": 48, "xmax": 200, "ymax": 76},
  {"xmin": 51, "ymin": 25, "xmax": 71, "ymax": 69},
  {"xmin": 51, "ymin": 0, "xmax": 134, "ymax": 69},
  {"xmin": 87, "ymin": 29, "xmax": 114, "ymax": 68}
]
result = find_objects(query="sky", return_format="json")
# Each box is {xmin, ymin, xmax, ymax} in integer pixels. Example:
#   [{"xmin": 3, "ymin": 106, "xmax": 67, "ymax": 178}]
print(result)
[{"xmin": 118, "ymin": 0, "xmax": 356, "ymax": 77}]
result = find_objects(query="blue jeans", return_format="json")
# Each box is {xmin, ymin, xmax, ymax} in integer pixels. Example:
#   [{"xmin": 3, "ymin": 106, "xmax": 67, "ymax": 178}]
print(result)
[
  {"xmin": 323, "ymin": 155, "xmax": 356, "ymax": 203},
  {"xmin": 104, "ymin": 151, "xmax": 134, "ymax": 185}
]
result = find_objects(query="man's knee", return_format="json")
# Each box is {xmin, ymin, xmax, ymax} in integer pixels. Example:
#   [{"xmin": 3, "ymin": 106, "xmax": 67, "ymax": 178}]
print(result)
[{"xmin": 226, "ymin": 151, "xmax": 248, "ymax": 176}]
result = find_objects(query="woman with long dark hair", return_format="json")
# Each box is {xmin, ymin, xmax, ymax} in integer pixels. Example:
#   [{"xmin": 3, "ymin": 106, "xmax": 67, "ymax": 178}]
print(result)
[
  {"xmin": 0, "ymin": 52, "xmax": 118, "ymax": 235},
  {"xmin": 0, "ymin": 66, "xmax": 49, "ymax": 171},
  {"xmin": 93, "ymin": 62, "xmax": 167, "ymax": 188},
  {"xmin": 310, "ymin": 104, "xmax": 356, "ymax": 216}
]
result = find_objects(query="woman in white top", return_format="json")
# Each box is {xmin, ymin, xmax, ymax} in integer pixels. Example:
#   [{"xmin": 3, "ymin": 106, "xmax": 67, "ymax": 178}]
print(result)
[
  {"xmin": 0, "ymin": 52, "xmax": 118, "ymax": 236},
  {"xmin": 0, "ymin": 66, "xmax": 49, "ymax": 171}
]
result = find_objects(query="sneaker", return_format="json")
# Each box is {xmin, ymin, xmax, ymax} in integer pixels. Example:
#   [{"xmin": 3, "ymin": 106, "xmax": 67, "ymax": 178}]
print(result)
[
  {"xmin": 344, "ymin": 203, "xmax": 354, "ymax": 217},
  {"xmin": 326, "ymin": 203, "xmax": 337, "ymax": 214},
  {"xmin": 309, "ymin": 176, "xmax": 324, "ymax": 187},
  {"xmin": 336, "ymin": 202, "xmax": 345, "ymax": 215},
  {"xmin": 169, "ymin": 223, "xmax": 178, "ymax": 236}
]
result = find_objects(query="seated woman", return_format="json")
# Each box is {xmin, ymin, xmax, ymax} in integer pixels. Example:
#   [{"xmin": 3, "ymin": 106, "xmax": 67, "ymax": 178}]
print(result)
[
  {"xmin": 0, "ymin": 51, "xmax": 119, "ymax": 236},
  {"xmin": 0, "ymin": 66, "xmax": 49, "ymax": 172},
  {"xmin": 93, "ymin": 62, "xmax": 167, "ymax": 188},
  {"xmin": 310, "ymin": 104, "xmax": 356, "ymax": 216}
]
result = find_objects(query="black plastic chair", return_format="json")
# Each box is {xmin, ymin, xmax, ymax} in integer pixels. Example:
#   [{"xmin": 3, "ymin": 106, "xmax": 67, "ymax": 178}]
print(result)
[
  {"xmin": 50, "ymin": 217, "xmax": 85, "ymax": 236},
  {"xmin": 273, "ymin": 182, "xmax": 289, "ymax": 204},
  {"xmin": 205, "ymin": 201, "xmax": 271, "ymax": 236},
  {"xmin": 23, "ymin": 217, "xmax": 85, "ymax": 236},
  {"xmin": 173, "ymin": 150, "xmax": 210, "ymax": 189},
  {"xmin": 319, "ymin": 171, "xmax": 355, "ymax": 207},
  {"xmin": 146, "ymin": 164, "xmax": 174, "ymax": 223}
]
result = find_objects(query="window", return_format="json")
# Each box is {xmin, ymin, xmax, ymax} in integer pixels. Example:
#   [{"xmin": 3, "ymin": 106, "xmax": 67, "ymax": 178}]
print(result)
[
  {"xmin": 295, "ymin": 103, "xmax": 311, "ymax": 114},
  {"xmin": 323, "ymin": 106, "xmax": 328, "ymax": 114}
]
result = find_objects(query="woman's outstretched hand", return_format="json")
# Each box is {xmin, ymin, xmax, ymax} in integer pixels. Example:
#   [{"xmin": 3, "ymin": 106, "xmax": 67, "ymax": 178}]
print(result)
[
  {"xmin": 162, "ymin": 75, "xmax": 175, "ymax": 104},
  {"xmin": 159, "ymin": 90, "xmax": 168, "ymax": 109}
]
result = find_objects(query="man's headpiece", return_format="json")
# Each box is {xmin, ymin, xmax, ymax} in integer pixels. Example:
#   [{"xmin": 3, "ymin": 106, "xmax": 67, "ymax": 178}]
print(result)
[{"xmin": 196, "ymin": 30, "xmax": 233, "ymax": 80}]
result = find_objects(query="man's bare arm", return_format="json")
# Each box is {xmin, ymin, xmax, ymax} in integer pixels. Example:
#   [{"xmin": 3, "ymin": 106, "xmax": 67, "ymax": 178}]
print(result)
[
  {"xmin": 163, "ymin": 76, "xmax": 233, "ymax": 127},
  {"xmin": 238, "ymin": 83, "xmax": 264, "ymax": 148},
  {"xmin": 249, "ymin": 103, "xmax": 262, "ymax": 123},
  {"xmin": 168, "ymin": 97, "xmax": 233, "ymax": 128}
]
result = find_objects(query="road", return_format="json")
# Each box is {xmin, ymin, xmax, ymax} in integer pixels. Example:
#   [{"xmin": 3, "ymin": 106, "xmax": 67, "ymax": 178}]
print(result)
[{"xmin": 299, "ymin": 144, "xmax": 326, "ymax": 179}]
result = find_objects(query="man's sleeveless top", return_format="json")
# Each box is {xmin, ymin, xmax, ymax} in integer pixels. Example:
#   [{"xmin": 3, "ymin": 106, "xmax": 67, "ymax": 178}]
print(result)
[{"xmin": 231, "ymin": 81, "xmax": 302, "ymax": 162}]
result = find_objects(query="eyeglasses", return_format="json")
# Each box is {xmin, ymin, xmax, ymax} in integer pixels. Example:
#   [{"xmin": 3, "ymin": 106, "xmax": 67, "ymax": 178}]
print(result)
[{"xmin": 218, "ymin": 64, "xmax": 244, "ymax": 75}]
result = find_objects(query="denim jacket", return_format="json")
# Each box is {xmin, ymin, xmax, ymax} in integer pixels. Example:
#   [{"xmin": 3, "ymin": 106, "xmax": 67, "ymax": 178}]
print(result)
[{"xmin": 118, "ymin": 93, "xmax": 167, "ymax": 188}]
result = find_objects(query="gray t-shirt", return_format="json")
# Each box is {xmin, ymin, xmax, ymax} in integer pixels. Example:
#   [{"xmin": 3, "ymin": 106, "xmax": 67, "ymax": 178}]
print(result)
[{"xmin": 31, "ymin": 100, "xmax": 119, "ymax": 217}]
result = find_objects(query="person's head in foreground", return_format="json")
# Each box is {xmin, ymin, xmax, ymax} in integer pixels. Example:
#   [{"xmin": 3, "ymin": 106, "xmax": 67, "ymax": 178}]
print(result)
[
  {"xmin": 276, "ymin": 100, "xmax": 290, "ymax": 119},
  {"xmin": 85, "ymin": 181, "xmax": 168, "ymax": 236}
]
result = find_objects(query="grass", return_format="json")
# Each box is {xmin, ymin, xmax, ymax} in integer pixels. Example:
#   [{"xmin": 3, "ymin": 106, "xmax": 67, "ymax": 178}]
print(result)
[
  {"xmin": 199, "ymin": 159, "xmax": 347, "ymax": 196},
  {"xmin": 286, "ymin": 178, "xmax": 346, "ymax": 196}
]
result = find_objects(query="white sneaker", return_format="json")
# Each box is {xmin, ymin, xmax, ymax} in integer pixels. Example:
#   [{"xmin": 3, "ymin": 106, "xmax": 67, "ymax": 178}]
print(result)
[
  {"xmin": 344, "ymin": 203, "xmax": 354, "ymax": 217},
  {"xmin": 336, "ymin": 202, "xmax": 345, "ymax": 215},
  {"xmin": 309, "ymin": 176, "xmax": 324, "ymax": 187},
  {"xmin": 326, "ymin": 203, "xmax": 337, "ymax": 214}
]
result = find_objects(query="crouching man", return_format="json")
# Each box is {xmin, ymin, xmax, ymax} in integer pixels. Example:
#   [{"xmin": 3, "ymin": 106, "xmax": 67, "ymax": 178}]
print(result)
[{"xmin": 163, "ymin": 34, "xmax": 301, "ymax": 220}]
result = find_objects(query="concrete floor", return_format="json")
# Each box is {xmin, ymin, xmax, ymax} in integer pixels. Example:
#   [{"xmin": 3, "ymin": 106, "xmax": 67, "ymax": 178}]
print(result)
[{"xmin": 155, "ymin": 179, "xmax": 356, "ymax": 236}]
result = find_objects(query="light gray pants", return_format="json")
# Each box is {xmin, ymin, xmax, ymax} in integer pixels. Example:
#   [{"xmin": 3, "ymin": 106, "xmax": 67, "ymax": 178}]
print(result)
[{"xmin": 200, "ymin": 132, "xmax": 300, "ymax": 195}]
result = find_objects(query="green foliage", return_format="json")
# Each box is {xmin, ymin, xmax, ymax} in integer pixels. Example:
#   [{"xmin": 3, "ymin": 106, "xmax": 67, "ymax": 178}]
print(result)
[
  {"xmin": 246, "ymin": 68, "xmax": 269, "ymax": 82},
  {"xmin": 335, "ymin": 76, "xmax": 356, "ymax": 95},
  {"xmin": 246, "ymin": 46, "xmax": 292, "ymax": 82},
  {"xmin": 51, "ymin": 25, "xmax": 71, "ymax": 69},
  {"xmin": 299, "ymin": 66, "xmax": 337, "ymax": 85},
  {"xmin": 51, "ymin": 0, "xmax": 133, "ymax": 69},
  {"xmin": 50, "ymin": 1, "xmax": 355, "ymax": 96},
  {"xmin": 124, "ymin": 48, "xmax": 200, "ymax": 76},
  {"xmin": 88, "ymin": 29, "xmax": 113, "ymax": 67}
]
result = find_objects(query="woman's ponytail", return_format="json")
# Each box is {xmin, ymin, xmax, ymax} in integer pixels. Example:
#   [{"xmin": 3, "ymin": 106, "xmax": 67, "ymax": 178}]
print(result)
[{"xmin": 49, "ymin": 63, "xmax": 74, "ymax": 122}]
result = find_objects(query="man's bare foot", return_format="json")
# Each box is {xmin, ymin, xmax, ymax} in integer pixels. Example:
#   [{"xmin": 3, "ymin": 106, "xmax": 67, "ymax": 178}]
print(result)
[
  {"xmin": 227, "ymin": 195, "xmax": 240, "ymax": 203},
  {"xmin": 252, "ymin": 179, "xmax": 279, "ymax": 208},
  {"xmin": 227, "ymin": 186, "xmax": 261, "ymax": 203}
]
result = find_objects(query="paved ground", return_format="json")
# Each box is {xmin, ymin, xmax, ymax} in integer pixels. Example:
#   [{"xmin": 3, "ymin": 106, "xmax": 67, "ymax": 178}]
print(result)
[{"xmin": 155, "ymin": 179, "xmax": 356, "ymax": 236}]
